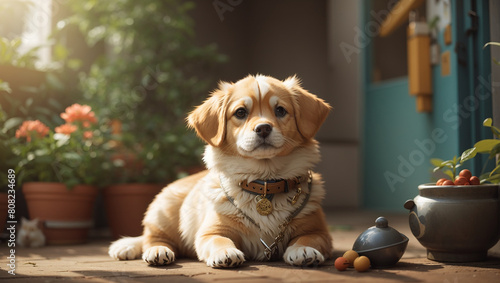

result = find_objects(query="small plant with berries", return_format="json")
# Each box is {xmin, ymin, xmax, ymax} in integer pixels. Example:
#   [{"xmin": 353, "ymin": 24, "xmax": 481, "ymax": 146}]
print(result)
[{"xmin": 431, "ymin": 118, "xmax": 500, "ymax": 186}]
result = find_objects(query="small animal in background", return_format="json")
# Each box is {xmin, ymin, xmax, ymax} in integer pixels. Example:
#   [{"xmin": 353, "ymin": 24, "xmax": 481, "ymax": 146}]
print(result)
[{"xmin": 17, "ymin": 217, "xmax": 46, "ymax": 248}]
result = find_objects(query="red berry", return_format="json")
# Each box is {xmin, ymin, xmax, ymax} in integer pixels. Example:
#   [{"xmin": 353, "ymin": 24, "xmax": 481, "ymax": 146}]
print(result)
[
  {"xmin": 459, "ymin": 169, "xmax": 472, "ymax": 180},
  {"xmin": 455, "ymin": 177, "xmax": 469, "ymax": 185},
  {"xmin": 436, "ymin": 178, "xmax": 447, "ymax": 186},
  {"xmin": 442, "ymin": 180, "xmax": 455, "ymax": 186},
  {"xmin": 469, "ymin": 176, "xmax": 480, "ymax": 185},
  {"xmin": 335, "ymin": 257, "xmax": 349, "ymax": 271}
]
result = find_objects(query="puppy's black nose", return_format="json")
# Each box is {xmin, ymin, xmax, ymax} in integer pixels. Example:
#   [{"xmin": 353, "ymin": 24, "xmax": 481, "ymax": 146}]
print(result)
[{"xmin": 255, "ymin": 123, "xmax": 272, "ymax": 138}]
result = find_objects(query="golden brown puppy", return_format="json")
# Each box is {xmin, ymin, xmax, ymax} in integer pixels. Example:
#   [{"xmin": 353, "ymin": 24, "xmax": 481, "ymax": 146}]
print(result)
[{"xmin": 109, "ymin": 74, "xmax": 333, "ymax": 267}]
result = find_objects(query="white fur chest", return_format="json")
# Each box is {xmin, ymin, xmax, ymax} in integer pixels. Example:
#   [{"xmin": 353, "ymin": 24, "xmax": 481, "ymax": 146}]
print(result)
[{"xmin": 214, "ymin": 173, "xmax": 321, "ymax": 260}]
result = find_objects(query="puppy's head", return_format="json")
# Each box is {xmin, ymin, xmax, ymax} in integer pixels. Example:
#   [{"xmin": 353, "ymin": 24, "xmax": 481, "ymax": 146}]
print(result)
[{"xmin": 188, "ymin": 75, "xmax": 331, "ymax": 159}]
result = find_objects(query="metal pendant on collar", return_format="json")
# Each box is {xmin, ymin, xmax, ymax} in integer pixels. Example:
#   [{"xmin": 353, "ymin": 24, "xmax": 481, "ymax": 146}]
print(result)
[{"xmin": 256, "ymin": 181, "xmax": 273, "ymax": 216}]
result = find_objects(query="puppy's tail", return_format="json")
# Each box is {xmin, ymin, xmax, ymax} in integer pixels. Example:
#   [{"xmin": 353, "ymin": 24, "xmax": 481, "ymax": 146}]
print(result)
[{"xmin": 108, "ymin": 236, "xmax": 143, "ymax": 260}]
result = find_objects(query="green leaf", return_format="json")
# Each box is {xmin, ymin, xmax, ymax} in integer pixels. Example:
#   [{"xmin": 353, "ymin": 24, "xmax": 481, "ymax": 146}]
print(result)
[
  {"xmin": 484, "ymin": 42, "xmax": 500, "ymax": 48},
  {"xmin": 430, "ymin": 158, "xmax": 445, "ymax": 167},
  {"xmin": 433, "ymin": 166, "xmax": 443, "ymax": 173},
  {"xmin": 25, "ymin": 97, "xmax": 33, "ymax": 108},
  {"xmin": 489, "ymin": 143, "xmax": 500, "ymax": 160},
  {"xmin": 482, "ymin": 118, "xmax": 500, "ymax": 138},
  {"xmin": 2, "ymin": 117, "xmax": 23, "ymax": 133},
  {"xmin": 442, "ymin": 160, "xmax": 455, "ymax": 168},
  {"xmin": 474, "ymin": 139, "xmax": 500, "ymax": 153},
  {"xmin": 482, "ymin": 174, "xmax": 500, "ymax": 184},
  {"xmin": 490, "ymin": 164, "xmax": 500, "ymax": 177},
  {"xmin": 0, "ymin": 80, "xmax": 11, "ymax": 93},
  {"xmin": 63, "ymin": 152, "xmax": 81, "ymax": 161},
  {"xmin": 443, "ymin": 170, "xmax": 454, "ymax": 180},
  {"xmin": 460, "ymin": 148, "xmax": 477, "ymax": 163},
  {"xmin": 53, "ymin": 44, "xmax": 69, "ymax": 61},
  {"xmin": 54, "ymin": 133, "xmax": 70, "ymax": 147},
  {"xmin": 483, "ymin": 118, "xmax": 492, "ymax": 127},
  {"xmin": 34, "ymin": 149, "xmax": 50, "ymax": 156}
]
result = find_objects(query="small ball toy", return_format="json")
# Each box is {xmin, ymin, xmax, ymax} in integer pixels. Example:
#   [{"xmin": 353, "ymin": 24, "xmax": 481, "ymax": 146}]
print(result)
[
  {"xmin": 334, "ymin": 257, "xmax": 349, "ymax": 271},
  {"xmin": 342, "ymin": 250, "xmax": 359, "ymax": 267},
  {"xmin": 354, "ymin": 256, "xmax": 371, "ymax": 272}
]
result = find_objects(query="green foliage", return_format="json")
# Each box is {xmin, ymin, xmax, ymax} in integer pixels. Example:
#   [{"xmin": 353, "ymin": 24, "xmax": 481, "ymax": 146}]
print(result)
[
  {"xmin": 432, "ymin": 118, "xmax": 500, "ymax": 184},
  {"xmin": 0, "ymin": 37, "xmax": 40, "ymax": 68},
  {"xmin": 60, "ymin": 0, "xmax": 226, "ymax": 183}
]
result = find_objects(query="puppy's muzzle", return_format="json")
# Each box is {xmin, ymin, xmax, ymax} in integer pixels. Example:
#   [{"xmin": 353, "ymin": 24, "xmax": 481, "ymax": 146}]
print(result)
[{"xmin": 255, "ymin": 123, "xmax": 272, "ymax": 139}]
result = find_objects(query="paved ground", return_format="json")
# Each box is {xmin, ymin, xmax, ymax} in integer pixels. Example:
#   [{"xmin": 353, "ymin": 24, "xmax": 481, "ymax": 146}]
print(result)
[{"xmin": 1, "ymin": 210, "xmax": 500, "ymax": 282}]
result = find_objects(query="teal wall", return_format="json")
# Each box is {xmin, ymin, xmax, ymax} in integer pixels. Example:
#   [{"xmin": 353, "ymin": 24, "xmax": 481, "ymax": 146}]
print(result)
[{"xmin": 361, "ymin": 0, "xmax": 482, "ymax": 211}]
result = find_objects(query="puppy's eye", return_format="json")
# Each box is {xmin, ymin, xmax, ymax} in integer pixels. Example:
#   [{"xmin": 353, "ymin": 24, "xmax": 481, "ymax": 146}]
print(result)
[
  {"xmin": 275, "ymin": 106, "xmax": 287, "ymax": 118},
  {"xmin": 234, "ymin": 108, "xmax": 247, "ymax": 119}
]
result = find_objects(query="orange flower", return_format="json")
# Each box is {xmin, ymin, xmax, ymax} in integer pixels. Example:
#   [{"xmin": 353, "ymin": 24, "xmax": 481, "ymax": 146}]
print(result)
[
  {"xmin": 15, "ymin": 120, "xmax": 50, "ymax": 142},
  {"xmin": 83, "ymin": 131, "xmax": 93, "ymax": 139},
  {"xmin": 55, "ymin": 123, "xmax": 77, "ymax": 135},
  {"xmin": 60, "ymin": 104, "xmax": 97, "ymax": 126}
]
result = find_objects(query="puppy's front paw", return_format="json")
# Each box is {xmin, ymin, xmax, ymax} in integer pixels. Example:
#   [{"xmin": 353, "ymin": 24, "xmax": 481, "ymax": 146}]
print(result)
[
  {"xmin": 284, "ymin": 245, "xmax": 325, "ymax": 267},
  {"xmin": 142, "ymin": 246, "xmax": 175, "ymax": 266},
  {"xmin": 109, "ymin": 238, "xmax": 142, "ymax": 260},
  {"xmin": 207, "ymin": 248, "xmax": 245, "ymax": 268}
]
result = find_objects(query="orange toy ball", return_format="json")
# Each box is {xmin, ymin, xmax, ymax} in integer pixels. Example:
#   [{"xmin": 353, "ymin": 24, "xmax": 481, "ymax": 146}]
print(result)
[
  {"xmin": 334, "ymin": 257, "xmax": 350, "ymax": 271},
  {"xmin": 442, "ymin": 180, "xmax": 455, "ymax": 186},
  {"xmin": 469, "ymin": 176, "xmax": 480, "ymax": 185},
  {"xmin": 354, "ymin": 256, "xmax": 371, "ymax": 272},
  {"xmin": 342, "ymin": 250, "xmax": 359, "ymax": 267},
  {"xmin": 455, "ymin": 176, "xmax": 469, "ymax": 186},
  {"xmin": 459, "ymin": 169, "xmax": 472, "ymax": 180},
  {"xmin": 436, "ymin": 178, "xmax": 448, "ymax": 186}
]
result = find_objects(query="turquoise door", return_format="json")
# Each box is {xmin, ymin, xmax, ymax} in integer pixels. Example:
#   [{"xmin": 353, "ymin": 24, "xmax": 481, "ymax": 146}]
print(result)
[{"xmin": 362, "ymin": 0, "xmax": 492, "ymax": 211}]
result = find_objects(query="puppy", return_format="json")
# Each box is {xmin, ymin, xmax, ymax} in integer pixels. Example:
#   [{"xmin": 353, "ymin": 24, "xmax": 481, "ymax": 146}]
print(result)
[{"xmin": 109, "ymin": 74, "xmax": 333, "ymax": 267}]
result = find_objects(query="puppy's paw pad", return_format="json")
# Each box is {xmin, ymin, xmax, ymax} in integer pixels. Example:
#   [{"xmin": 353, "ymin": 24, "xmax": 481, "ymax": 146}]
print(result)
[
  {"xmin": 284, "ymin": 245, "xmax": 325, "ymax": 267},
  {"xmin": 207, "ymin": 248, "xmax": 245, "ymax": 268},
  {"xmin": 142, "ymin": 246, "xmax": 175, "ymax": 266},
  {"xmin": 109, "ymin": 244, "xmax": 141, "ymax": 260}
]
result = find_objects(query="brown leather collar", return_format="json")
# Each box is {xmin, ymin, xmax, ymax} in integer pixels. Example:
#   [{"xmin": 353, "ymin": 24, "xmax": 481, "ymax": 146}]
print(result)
[{"xmin": 240, "ymin": 178, "xmax": 300, "ymax": 194}]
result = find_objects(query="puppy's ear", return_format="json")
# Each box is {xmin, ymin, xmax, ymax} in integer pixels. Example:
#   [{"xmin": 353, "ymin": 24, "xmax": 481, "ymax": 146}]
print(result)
[
  {"xmin": 187, "ymin": 82, "xmax": 231, "ymax": 147},
  {"xmin": 284, "ymin": 76, "xmax": 332, "ymax": 140}
]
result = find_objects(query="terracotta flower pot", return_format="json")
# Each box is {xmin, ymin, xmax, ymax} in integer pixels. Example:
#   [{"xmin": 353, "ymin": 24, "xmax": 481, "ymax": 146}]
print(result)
[
  {"xmin": 22, "ymin": 182, "xmax": 98, "ymax": 245},
  {"xmin": 104, "ymin": 184, "xmax": 163, "ymax": 239}
]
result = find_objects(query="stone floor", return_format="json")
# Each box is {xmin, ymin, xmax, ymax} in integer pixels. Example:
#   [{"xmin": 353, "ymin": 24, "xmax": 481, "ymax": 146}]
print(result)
[{"xmin": 1, "ymin": 210, "xmax": 500, "ymax": 282}]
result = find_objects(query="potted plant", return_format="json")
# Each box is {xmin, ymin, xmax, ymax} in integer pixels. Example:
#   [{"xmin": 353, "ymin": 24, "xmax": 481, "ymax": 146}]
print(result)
[
  {"xmin": 12, "ymin": 104, "xmax": 112, "ymax": 244},
  {"xmin": 404, "ymin": 118, "xmax": 500, "ymax": 262},
  {"xmin": 57, "ymin": 0, "xmax": 223, "ymax": 239},
  {"xmin": 103, "ymin": 122, "xmax": 205, "ymax": 239}
]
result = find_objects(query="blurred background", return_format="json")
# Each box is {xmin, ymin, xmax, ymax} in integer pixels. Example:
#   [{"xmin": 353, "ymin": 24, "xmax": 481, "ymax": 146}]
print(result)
[{"xmin": 1, "ymin": 0, "xmax": 498, "ymax": 221}]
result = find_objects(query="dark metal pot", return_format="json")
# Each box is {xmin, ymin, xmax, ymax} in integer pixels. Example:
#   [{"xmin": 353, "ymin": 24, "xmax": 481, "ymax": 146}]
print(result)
[
  {"xmin": 352, "ymin": 217, "xmax": 409, "ymax": 267},
  {"xmin": 404, "ymin": 184, "xmax": 500, "ymax": 262}
]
